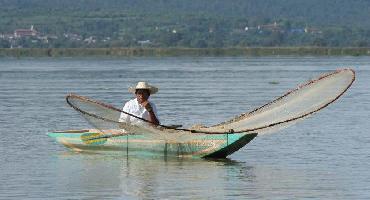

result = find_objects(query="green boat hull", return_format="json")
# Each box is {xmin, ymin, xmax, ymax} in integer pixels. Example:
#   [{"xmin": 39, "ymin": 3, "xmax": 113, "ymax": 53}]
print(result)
[{"xmin": 48, "ymin": 130, "xmax": 257, "ymax": 158}]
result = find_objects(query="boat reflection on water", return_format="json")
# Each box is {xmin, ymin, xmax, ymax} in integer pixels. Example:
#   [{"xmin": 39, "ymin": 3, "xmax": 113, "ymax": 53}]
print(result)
[
  {"xmin": 53, "ymin": 152, "xmax": 321, "ymax": 199},
  {"xmin": 53, "ymin": 152, "xmax": 253, "ymax": 199}
]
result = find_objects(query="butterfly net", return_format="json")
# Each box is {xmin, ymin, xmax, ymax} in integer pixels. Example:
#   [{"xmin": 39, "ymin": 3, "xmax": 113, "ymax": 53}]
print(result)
[
  {"xmin": 66, "ymin": 68, "xmax": 355, "ymax": 143},
  {"xmin": 198, "ymin": 68, "xmax": 355, "ymax": 134}
]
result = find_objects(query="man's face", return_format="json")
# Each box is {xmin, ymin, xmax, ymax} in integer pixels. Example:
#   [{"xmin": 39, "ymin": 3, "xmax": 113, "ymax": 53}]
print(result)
[{"xmin": 135, "ymin": 89, "xmax": 150, "ymax": 103}]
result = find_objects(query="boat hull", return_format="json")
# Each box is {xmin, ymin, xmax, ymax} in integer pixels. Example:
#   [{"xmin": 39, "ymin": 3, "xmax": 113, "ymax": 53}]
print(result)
[{"xmin": 48, "ymin": 130, "xmax": 257, "ymax": 158}]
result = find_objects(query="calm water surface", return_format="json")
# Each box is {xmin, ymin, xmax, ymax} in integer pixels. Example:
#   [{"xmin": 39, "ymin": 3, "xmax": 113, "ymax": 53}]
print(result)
[{"xmin": 0, "ymin": 56, "xmax": 369, "ymax": 199}]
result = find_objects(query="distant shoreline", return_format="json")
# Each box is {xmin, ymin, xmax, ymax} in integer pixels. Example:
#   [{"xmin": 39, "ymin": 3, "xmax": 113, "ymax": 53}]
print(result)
[{"xmin": 1, "ymin": 47, "xmax": 370, "ymax": 57}]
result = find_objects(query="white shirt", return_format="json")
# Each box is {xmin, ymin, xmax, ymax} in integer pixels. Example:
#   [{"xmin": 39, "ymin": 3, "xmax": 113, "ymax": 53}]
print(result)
[{"xmin": 118, "ymin": 98, "xmax": 159, "ymax": 125}]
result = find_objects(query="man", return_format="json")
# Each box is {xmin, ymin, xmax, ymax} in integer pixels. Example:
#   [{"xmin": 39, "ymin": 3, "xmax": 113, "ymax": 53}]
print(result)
[{"xmin": 118, "ymin": 81, "xmax": 160, "ymax": 126}]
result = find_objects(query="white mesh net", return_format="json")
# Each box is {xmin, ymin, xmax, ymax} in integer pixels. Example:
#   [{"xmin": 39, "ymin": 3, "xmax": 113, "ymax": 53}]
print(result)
[
  {"xmin": 196, "ymin": 68, "xmax": 355, "ymax": 134},
  {"xmin": 66, "ymin": 68, "xmax": 355, "ymax": 142}
]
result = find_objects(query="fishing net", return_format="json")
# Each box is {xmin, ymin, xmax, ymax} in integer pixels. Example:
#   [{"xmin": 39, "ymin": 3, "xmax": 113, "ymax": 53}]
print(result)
[
  {"xmin": 197, "ymin": 68, "xmax": 355, "ymax": 135},
  {"xmin": 66, "ymin": 68, "xmax": 355, "ymax": 142},
  {"xmin": 65, "ymin": 95, "xmax": 162, "ymax": 138},
  {"xmin": 66, "ymin": 93, "xmax": 223, "ymax": 142}
]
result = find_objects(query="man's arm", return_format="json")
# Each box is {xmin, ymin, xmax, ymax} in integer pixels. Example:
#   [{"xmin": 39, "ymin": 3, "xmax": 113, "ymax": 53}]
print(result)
[
  {"xmin": 118, "ymin": 102, "xmax": 130, "ymax": 122},
  {"xmin": 142, "ymin": 101, "xmax": 160, "ymax": 125}
]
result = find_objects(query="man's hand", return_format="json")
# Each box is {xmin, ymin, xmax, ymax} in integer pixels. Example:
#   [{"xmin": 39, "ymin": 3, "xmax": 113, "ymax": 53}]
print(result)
[
  {"xmin": 141, "ymin": 101, "xmax": 153, "ymax": 112},
  {"xmin": 141, "ymin": 100, "xmax": 159, "ymax": 125}
]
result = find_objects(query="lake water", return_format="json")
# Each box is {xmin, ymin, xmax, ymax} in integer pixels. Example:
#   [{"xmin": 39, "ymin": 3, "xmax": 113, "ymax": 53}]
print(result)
[{"xmin": 0, "ymin": 56, "xmax": 369, "ymax": 199}]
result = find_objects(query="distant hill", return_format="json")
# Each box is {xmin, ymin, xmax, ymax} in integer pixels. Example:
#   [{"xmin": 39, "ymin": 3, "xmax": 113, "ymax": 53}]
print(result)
[{"xmin": 1, "ymin": 0, "xmax": 370, "ymax": 47}]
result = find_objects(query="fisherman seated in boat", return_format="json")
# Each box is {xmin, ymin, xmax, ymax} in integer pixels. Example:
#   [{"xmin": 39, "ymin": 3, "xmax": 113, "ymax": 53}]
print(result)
[{"xmin": 118, "ymin": 81, "xmax": 160, "ymax": 126}]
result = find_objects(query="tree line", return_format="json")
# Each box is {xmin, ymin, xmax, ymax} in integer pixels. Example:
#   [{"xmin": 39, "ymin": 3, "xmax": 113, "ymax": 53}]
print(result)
[{"xmin": 1, "ymin": 0, "xmax": 370, "ymax": 48}]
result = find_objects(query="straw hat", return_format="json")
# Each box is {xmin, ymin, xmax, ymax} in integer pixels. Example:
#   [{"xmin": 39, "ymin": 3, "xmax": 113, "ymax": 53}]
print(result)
[{"xmin": 128, "ymin": 81, "xmax": 158, "ymax": 94}]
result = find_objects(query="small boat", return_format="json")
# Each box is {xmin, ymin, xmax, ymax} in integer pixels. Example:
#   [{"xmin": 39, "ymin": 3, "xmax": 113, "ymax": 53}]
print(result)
[
  {"xmin": 48, "ymin": 69, "xmax": 354, "ymax": 158},
  {"xmin": 48, "ymin": 129, "xmax": 257, "ymax": 158}
]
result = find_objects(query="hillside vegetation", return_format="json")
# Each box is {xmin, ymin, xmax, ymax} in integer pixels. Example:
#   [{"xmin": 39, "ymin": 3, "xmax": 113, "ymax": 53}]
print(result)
[{"xmin": 1, "ymin": 0, "xmax": 370, "ymax": 48}]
